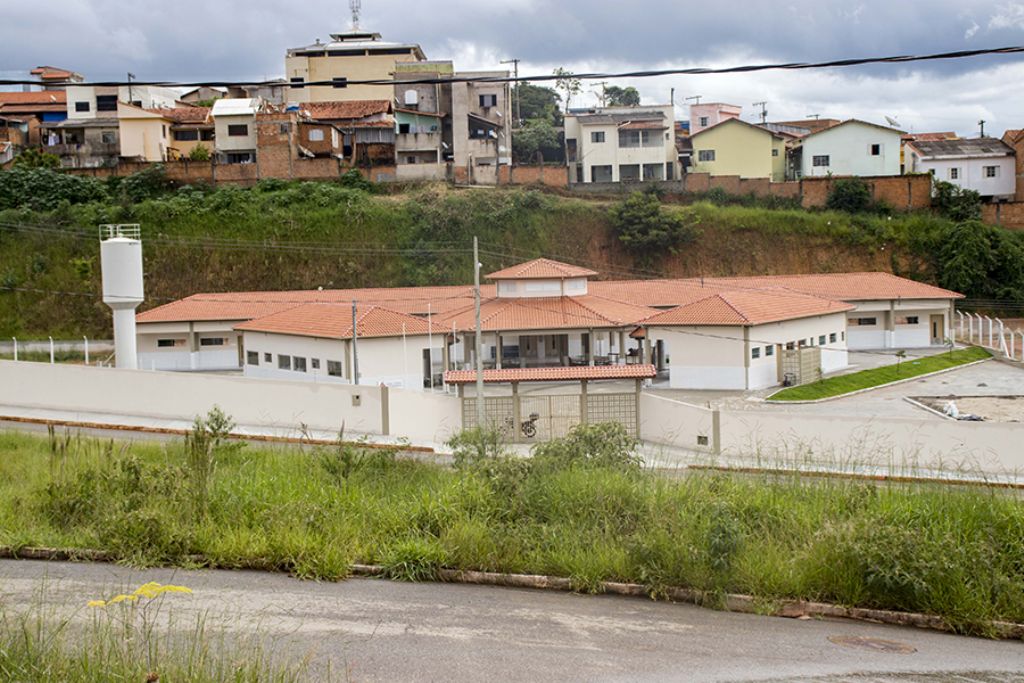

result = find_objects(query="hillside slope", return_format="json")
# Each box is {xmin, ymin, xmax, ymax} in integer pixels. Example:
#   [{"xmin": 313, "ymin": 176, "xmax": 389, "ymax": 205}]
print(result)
[{"xmin": 0, "ymin": 180, "xmax": 1009, "ymax": 338}]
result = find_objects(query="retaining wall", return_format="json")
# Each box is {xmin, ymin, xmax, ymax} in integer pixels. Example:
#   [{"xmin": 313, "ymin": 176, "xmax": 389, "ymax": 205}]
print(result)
[{"xmin": 982, "ymin": 202, "xmax": 1024, "ymax": 230}]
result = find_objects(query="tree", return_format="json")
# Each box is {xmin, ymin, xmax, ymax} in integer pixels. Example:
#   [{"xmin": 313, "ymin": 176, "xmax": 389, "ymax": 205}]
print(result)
[
  {"xmin": 513, "ymin": 82, "xmax": 562, "ymax": 125},
  {"xmin": 12, "ymin": 147, "xmax": 59, "ymax": 169},
  {"xmin": 610, "ymin": 191, "xmax": 699, "ymax": 266},
  {"xmin": 826, "ymin": 177, "xmax": 873, "ymax": 213},
  {"xmin": 604, "ymin": 85, "xmax": 640, "ymax": 107},
  {"xmin": 553, "ymin": 68, "xmax": 582, "ymax": 110},
  {"xmin": 511, "ymin": 119, "xmax": 563, "ymax": 163},
  {"xmin": 188, "ymin": 144, "xmax": 211, "ymax": 161},
  {"xmin": 932, "ymin": 180, "xmax": 981, "ymax": 222}
]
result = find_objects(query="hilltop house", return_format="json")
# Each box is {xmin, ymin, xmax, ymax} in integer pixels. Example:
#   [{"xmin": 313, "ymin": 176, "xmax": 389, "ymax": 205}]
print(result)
[
  {"xmin": 564, "ymin": 105, "xmax": 679, "ymax": 183},
  {"xmin": 133, "ymin": 258, "xmax": 961, "ymax": 391},
  {"xmin": 905, "ymin": 137, "xmax": 1016, "ymax": 200},
  {"xmin": 689, "ymin": 103, "xmax": 742, "ymax": 135},
  {"xmin": 689, "ymin": 118, "xmax": 787, "ymax": 181},
  {"xmin": 211, "ymin": 98, "xmax": 261, "ymax": 164},
  {"xmin": 796, "ymin": 119, "xmax": 904, "ymax": 178}
]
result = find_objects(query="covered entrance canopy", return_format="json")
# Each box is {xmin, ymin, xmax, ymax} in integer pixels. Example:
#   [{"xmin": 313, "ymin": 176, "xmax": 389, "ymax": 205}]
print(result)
[{"xmin": 445, "ymin": 364, "xmax": 656, "ymax": 442}]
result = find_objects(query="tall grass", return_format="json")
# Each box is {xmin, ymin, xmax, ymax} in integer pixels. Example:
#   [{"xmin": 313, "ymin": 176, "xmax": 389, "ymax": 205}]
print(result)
[{"xmin": 0, "ymin": 424, "xmax": 1022, "ymax": 636}]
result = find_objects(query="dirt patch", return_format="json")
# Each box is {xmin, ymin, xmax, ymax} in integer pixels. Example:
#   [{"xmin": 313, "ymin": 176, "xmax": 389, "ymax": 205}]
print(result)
[{"xmin": 914, "ymin": 395, "xmax": 1024, "ymax": 423}]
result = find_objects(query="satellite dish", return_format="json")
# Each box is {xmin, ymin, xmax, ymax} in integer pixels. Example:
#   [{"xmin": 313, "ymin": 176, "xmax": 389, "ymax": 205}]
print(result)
[{"xmin": 884, "ymin": 115, "xmax": 900, "ymax": 127}]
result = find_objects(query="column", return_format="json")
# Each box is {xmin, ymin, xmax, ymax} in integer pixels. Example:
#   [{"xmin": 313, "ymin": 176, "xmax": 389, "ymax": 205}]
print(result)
[
  {"xmin": 495, "ymin": 332, "xmax": 503, "ymax": 370},
  {"xmin": 512, "ymin": 381, "xmax": 521, "ymax": 444},
  {"xmin": 587, "ymin": 329, "xmax": 595, "ymax": 366},
  {"xmin": 579, "ymin": 380, "xmax": 588, "ymax": 425},
  {"xmin": 618, "ymin": 330, "xmax": 627, "ymax": 364}
]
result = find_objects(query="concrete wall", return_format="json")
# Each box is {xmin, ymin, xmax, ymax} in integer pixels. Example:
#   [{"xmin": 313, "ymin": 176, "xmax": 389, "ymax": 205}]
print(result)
[
  {"xmin": 638, "ymin": 393, "xmax": 716, "ymax": 453},
  {"xmin": 0, "ymin": 360, "xmax": 461, "ymax": 444},
  {"xmin": 285, "ymin": 50, "xmax": 420, "ymax": 103}
]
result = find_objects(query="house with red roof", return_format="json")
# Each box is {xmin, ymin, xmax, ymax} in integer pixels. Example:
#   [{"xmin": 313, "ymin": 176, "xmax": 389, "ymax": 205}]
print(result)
[{"xmin": 133, "ymin": 258, "xmax": 962, "ymax": 391}]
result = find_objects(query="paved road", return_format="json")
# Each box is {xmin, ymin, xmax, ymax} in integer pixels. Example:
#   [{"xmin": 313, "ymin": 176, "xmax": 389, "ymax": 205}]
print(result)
[{"xmin": 0, "ymin": 560, "xmax": 1020, "ymax": 682}]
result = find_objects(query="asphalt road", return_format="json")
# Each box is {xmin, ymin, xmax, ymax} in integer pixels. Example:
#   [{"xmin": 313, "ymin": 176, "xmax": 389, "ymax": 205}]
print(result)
[{"xmin": 0, "ymin": 560, "xmax": 1021, "ymax": 682}]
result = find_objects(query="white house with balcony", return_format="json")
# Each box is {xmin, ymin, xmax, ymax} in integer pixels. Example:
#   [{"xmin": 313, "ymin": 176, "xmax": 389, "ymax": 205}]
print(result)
[
  {"xmin": 904, "ymin": 137, "xmax": 1016, "ymax": 200},
  {"xmin": 564, "ymin": 105, "xmax": 679, "ymax": 183},
  {"xmin": 797, "ymin": 119, "xmax": 903, "ymax": 178},
  {"xmin": 211, "ymin": 98, "xmax": 260, "ymax": 164}
]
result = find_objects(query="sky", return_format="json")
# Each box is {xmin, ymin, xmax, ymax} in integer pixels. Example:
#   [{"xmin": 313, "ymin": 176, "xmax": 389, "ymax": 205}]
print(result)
[{"xmin": 3, "ymin": 1, "xmax": 1024, "ymax": 136}]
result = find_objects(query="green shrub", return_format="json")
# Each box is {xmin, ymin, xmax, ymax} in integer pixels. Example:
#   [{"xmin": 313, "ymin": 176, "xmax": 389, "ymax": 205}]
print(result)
[
  {"xmin": 118, "ymin": 164, "xmax": 173, "ymax": 203},
  {"xmin": 933, "ymin": 180, "xmax": 981, "ymax": 222},
  {"xmin": 610, "ymin": 190, "xmax": 699, "ymax": 265},
  {"xmin": 187, "ymin": 143, "xmax": 211, "ymax": 161},
  {"xmin": 12, "ymin": 147, "xmax": 59, "ymax": 169},
  {"xmin": 826, "ymin": 178, "xmax": 873, "ymax": 213},
  {"xmin": 0, "ymin": 167, "xmax": 108, "ymax": 210},
  {"xmin": 531, "ymin": 422, "xmax": 642, "ymax": 473},
  {"xmin": 381, "ymin": 537, "xmax": 447, "ymax": 581}
]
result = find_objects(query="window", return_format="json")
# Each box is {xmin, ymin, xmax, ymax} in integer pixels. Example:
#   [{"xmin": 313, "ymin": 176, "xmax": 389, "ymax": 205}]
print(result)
[
  {"xmin": 405, "ymin": 155, "xmax": 417, "ymax": 164},
  {"xmin": 948, "ymin": 167, "xmax": 960, "ymax": 180},
  {"xmin": 752, "ymin": 347, "xmax": 761, "ymax": 359},
  {"xmin": 226, "ymin": 152, "xmax": 255, "ymax": 164},
  {"xmin": 849, "ymin": 317, "xmax": 877, "ymax": 326},
  {"xmin": 619, "ymin": 164, "xmax": 640, "ymax": 182},
  {"xmin": 591, "ymin": 165, "xmax": 612, "ymax": 182},
  {"xmin": 327, "ymin": 360, "xmax": 343, "ymax": 377},
  {"xmin": 200, "ymin": 337, "xmax": 225, "ymax": 346},
  {"xmin": 308, "ymin": 128, "xmax": 324, "ymax": 141},
  {"xmin": 812, "ymin": 155, "xmax": 830, "ymax": 167},
  {"xmin": 697, "ymin": 435, "xmax": 709, "ymax": 446},
  {"xmin": 785, "ymin": 342, "xmax": 795, "ymax": 350},
  {"xmin": 293, "ymin": 356, "xmax": 307, "ymax": 372},
  {"xmin": 478, "ymin": 93, "xmax": 498, "ymax": 108},
  {"xmin": 819, "ymin": 335, "xmax": 826, "ymax": 345},
  {"xmin": 162, "ymin": 125, "xmax": 168, "ymax": 138},
  {"xmin": 311, "ymin": 358, "xmax": 320, "ymax": 370},
  {"xmin": 772, "ymin": 148, "xmax": 779, "ymax": 157},
  {"xmin": 842, "ymin": 331, "xmax": 845, "ymax": 341},
  {"xmin": 332, "ymin": 77, "xmax": 348, "ymax": 88},
  {"xmin": 697, "ymin": 149, "xmax": 716, "ymax": 162},
  {"xmin": 897, "ymin": 316, "xmax": 920, "ymax": 325},
  {"xmin": 157, "ymin": 339, "xmax": 178, "ymax": 348},
  {"xmin": 174, "ymin": 130, "xmax": 199, "ymax": 141},
  {"xmin": 278, "ymin": 355, "xmax": 291, "ymax": 370},
  {"xmin": 398, "ymin": 122, "xmax": 411, "ymax": 134},
  {"xmin": 642, "ymin": 163, "xmax": 663, "ymax": 181},
  {"xmin": 101, "ymin": 131, "xmax": 117, "ymax": 144},
  {"xmin": 289, "ymin": 77, "xmax": 304, "ymax": 89},
  {"xmin": 984, "ymin": 165, "xmax": 999, "ymax": 178},
  {"xmin": 200, "ymin": 129, "xmax": 215, "ymax": 141},
  {"xmin": 247, "ymin": 351, "xmax": 259, "ymax": 365},
  {"xmin": 829, "ymin": 333, "xmax": 837, "ymax": 343},
  {"xmin": 870, "ymin": 143, "xmax": 882, "ymax": 156},
  {"xmin": 590, "ymin": 131, "xmax": 605, "ymax": 143},
  {"xmin": 227, "ymin": 124, "xmax": 248, "ymax": 137},
  {"xmin": 264, "ymin": 353, "xmax": 272, "ymax": 363},
  {"xmin": 75, "ymin": 101, "xmax": 90, "ymax": 112},
  {"xmin": 618, "ymin": 130, "xmax": 641, "ymax": 148},
  {"xmin": 96, "ymin": 95, "xmax": 117, "ymax": 112},
  {"xmin": 699, "ymin": 116, "xmax": 709, "ymax": 127},
  {"xmin": 766, "ymin": 345, "xmax": 774, "ymax": 357}
]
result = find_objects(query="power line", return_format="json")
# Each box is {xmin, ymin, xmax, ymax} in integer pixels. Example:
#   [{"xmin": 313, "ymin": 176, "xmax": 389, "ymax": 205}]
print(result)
[{"xmin": 1, "ymin": 46, "xmax": 1022, "ymax": 89}]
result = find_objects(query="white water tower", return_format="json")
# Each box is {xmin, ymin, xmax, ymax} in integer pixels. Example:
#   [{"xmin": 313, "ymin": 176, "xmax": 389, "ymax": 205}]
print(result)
[{"xmin": 99, "ymin": 224, "xmax": 144, "ymax": 369}]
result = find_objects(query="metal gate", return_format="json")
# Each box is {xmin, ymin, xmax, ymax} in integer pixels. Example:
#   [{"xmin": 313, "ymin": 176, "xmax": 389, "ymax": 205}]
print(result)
[{"xmin": 462, "ymin": 392, "xmax": 637, "ymax": 442}]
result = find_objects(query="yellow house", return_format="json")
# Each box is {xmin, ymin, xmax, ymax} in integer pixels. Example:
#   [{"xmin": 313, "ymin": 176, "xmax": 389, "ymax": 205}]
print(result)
[
  {"xmin": 285, "ymin": 31, "xmax": 425, "ymax": 103},
  {"xmin": 117, "ymin": 103, "xmax": 171, "ymax": 162},
  {"xmin": 690, "ymin": 118, "xmax": 786, "ymax": 181}
]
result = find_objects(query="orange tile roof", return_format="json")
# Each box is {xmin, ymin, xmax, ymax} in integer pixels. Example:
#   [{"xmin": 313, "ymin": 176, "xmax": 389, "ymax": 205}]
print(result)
[
  {"xmin": 151, "ymin": 106, "xmax": 211, "ymax": 124},
  {"xmin": 0, "ymin": 91, "xmax": 66, "ymax": 105},
  {"xmin": 439, "ymin": 295, "xmax": 653, "ymax": 333},
  {"xmin": 301, "ymin": 100, "xmax": 392, "ymax": 120},
  {"xmin": 641, "ymin": 290, "xmax": 853, "ymax": 327},
  {"xmin": 701, "ymin": 272, "xmax": 963, "ymax": 301},
  {"xmin": 486, "ymin": 258, "xmax": 598, "ymax": 280},
  {"xmin": 234, "ymin": 303, "xmax": 437, "ymax": 339},
  {"xmin": 30, "ymin": 66, "xmax": 77, "ymax": 80},
  {"xmin": 445, "ymin": 364, "xmax": 656, "ymax": 384}
]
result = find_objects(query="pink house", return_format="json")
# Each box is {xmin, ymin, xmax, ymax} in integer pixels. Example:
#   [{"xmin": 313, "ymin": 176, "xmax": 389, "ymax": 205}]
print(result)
[{"xmin": 689, "ymin": 102, "xmax": 741, "ymax": 135}]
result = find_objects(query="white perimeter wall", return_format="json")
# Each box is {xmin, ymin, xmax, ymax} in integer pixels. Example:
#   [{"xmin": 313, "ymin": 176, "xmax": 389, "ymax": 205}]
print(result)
[
  {"xmin": 640, "ymin": 391, "xmax": 1024, "ymax": 477},
  {"xmin": 0, "ymin": 360, "xmax": 461, "ymax": 444}
]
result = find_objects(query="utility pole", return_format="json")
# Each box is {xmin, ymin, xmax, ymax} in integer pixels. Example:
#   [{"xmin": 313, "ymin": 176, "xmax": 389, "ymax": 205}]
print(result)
[
  {"xmin": 127, "ymin": 72, "xmax": 136, "ymax": 104},
  {"xmin": 351, "ymin": 299, "xmax": 360, "ymax": 385},
  {"xmin": 596, "ymin": 81, "xmax": 608, "ymax": 107},
  {"xmin": 979, "ymin": 119, "xmax": 986, "ymax": 137},
  {"xmin": 473, "ymin": 236, "xmax": 485, "ymax": 427},
  {"xmin": 500, "ymin": 58, "xmax": 521, "ymax": 126},
  {"xmin": 685, "ymin": 95, "xmax": 702, "ymax": 106},
  {"xmin": 753, "ymin": 101, "xmax": 767, "ymax": 124}
]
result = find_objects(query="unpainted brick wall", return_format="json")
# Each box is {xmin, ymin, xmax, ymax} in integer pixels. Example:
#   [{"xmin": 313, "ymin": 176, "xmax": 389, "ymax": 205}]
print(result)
[{"xmin": 983, "ymin": 202, "xmax": 1024, "ymax": 230}]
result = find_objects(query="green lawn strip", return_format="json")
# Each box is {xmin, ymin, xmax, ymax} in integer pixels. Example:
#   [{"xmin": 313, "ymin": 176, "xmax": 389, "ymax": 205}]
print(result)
[
  {"xmin": 767, "ymin": 346, "xmax": 992, "ymax": 402},
  {"xmin": 1, "ymin": 424, "xmax": 1022, "ymax": 637}
]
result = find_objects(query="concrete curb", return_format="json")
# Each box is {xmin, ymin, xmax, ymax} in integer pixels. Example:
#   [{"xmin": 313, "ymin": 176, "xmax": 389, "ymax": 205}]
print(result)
[
  {"xmin": 764, "ymin": 357, "xmax": 992, "ymax": 404},
  {"xmin": 2, "ymin": 546, "xmax": 1020, "ymax": 640},
  {"xmin": 902, "ymin": 396, "xmax": 957, "ymax": 421}
]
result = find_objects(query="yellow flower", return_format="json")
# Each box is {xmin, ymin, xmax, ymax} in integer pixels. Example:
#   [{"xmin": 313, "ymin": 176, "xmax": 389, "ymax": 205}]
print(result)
[{"xmin": 87, "ymin": 582, "xmax": 192, "ymax": 607}]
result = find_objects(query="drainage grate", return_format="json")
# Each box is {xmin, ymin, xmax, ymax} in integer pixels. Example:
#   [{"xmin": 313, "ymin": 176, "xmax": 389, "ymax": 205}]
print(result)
[{"xmin": 827, "ymin": 635, "xmax": 917, "ymax": 654}]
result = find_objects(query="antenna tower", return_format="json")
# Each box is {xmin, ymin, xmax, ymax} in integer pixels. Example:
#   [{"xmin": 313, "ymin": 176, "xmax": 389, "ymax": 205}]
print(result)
[{"xmin": 349, "ymin": 0, "xmax": 361, "ymax": 30}]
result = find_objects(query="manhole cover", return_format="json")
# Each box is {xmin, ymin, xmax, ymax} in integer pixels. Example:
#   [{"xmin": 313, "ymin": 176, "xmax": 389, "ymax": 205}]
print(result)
[{"xmin": 827, "ymin": 635, "xmax": 917, "ymax": 654}]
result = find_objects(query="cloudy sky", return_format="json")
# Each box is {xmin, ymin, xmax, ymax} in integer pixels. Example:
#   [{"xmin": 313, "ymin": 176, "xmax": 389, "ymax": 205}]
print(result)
[{"xmin": 3, "ymin": 1, "xmax": 1024, "ymax": 135}]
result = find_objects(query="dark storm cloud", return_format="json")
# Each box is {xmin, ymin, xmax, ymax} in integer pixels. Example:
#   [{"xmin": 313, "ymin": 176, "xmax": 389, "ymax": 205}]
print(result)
[{"xmin": 2, "ymin": 1, "xmax": 1023, "ymax": 82}]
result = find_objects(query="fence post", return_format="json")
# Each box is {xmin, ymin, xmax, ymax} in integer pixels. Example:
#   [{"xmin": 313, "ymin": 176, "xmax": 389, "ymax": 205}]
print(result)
[
  {"xmin": 967, "ymin": 314, "xmax": 974, "ymax": 342},
  {"xmin": 49, "ymin": 336, "xmax": 54, "ymax": 364},
  {"xmin": 11, "ymin": 337, "xmax": 16, "ymax": 362},
  {"xmin": 380, "ymin": 384, "xmax": 390, "ymax": 437},
  {"xmin": 712, "ymin": 409, "xmax": 722, "ymax": 456},
  {"xmin": 83, "ymin": 335, "xmax": 89, "ymax": 365},
  {"xmin": 987, "ymin": 316, "xmax": 994, "ymax": 348}
]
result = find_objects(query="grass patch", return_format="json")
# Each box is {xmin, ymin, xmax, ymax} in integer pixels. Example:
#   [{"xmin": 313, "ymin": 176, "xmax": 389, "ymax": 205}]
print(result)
[
  {"xmin": 768, "ymin": 346, "xmax": 992, "ymax": 402},
  {"xmin": 0, "ymin": 421, "xmax": 1022, "ymax": 636}
]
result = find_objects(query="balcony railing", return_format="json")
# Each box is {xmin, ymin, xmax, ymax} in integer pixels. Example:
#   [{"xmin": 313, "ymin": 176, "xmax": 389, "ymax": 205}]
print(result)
[{"xmin": 396, "ymin": 131, "xmax": 441, "ymax": 151}]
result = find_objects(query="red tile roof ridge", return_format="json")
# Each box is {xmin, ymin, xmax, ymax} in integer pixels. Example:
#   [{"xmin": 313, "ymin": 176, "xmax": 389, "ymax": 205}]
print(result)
[{"xmin": 486, "ymin": 257, "xmax": 598, "ymax": 280}]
